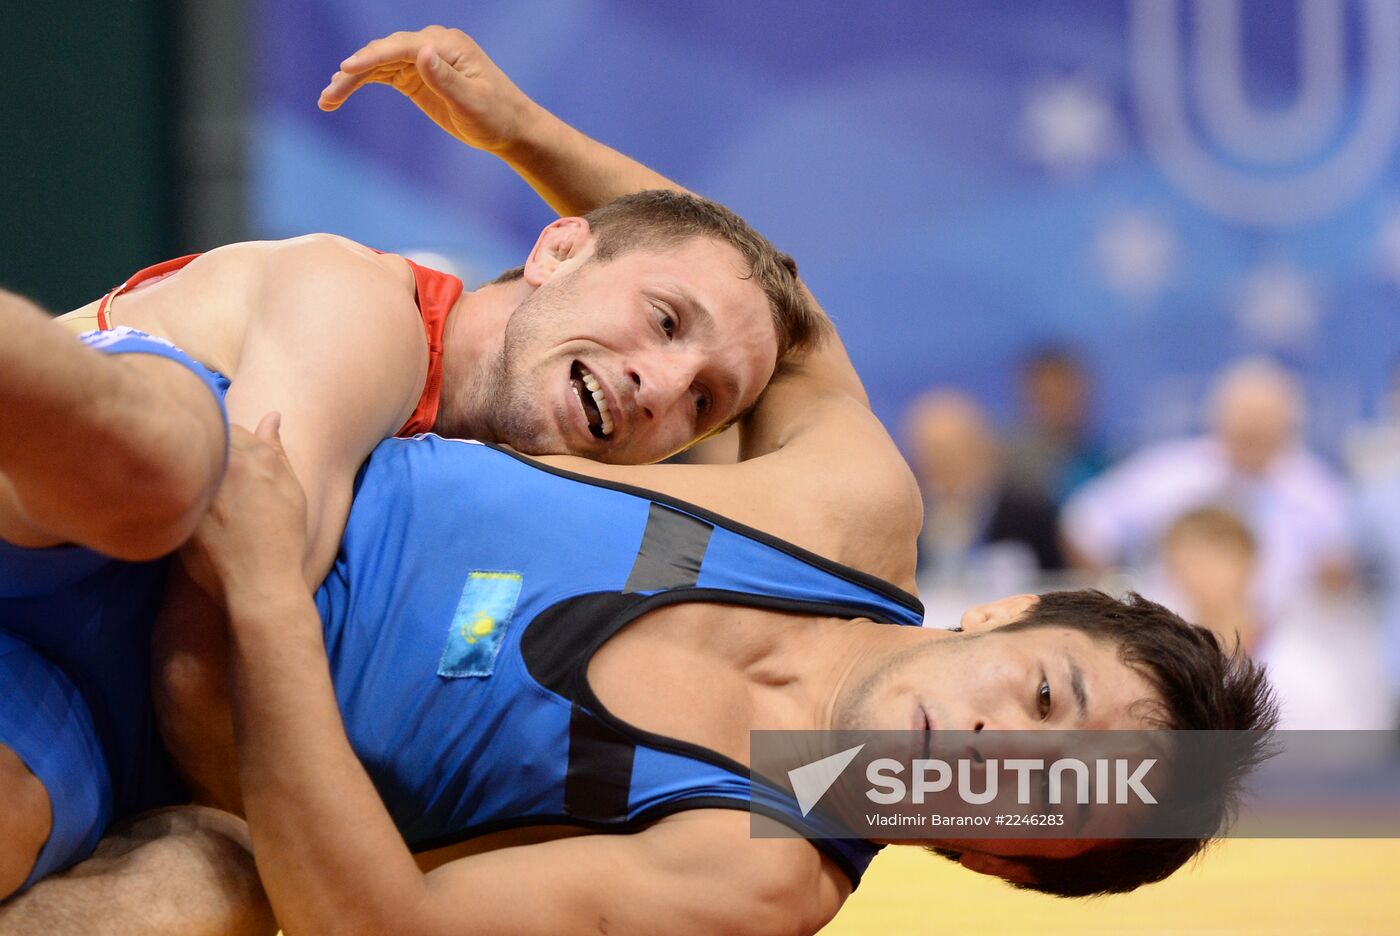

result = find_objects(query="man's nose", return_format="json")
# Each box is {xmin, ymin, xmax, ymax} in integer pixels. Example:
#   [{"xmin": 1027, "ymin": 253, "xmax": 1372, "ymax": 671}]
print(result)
[
  {"xmin": 966, "ymin": 708, "xmax": 1037, "ymax": 735},
  {"xmin": 628, "ymin": 353, "xmax": 699, "ymax": 420}
]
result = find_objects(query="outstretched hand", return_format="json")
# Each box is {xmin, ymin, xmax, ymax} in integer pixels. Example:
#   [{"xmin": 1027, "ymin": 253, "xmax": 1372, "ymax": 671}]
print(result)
[
  {"xmin": 318, "ymin": 25, "xmax": 536, "ymax": 153},
  {"xmin": 181, "ymin": 412, "xmax": 309, "ymax": 601}
]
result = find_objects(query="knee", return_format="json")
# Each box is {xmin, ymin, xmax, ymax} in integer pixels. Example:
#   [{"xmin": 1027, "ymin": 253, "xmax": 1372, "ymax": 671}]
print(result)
[
  {"xmin": 3, "ymin": 807, "xmax": 274, "ymax": 936},
  {"xmin": 116, "ymin": 805, "xmax": 253, "ymax": 858},
  {"xmin": 104, "ymin": 807, "xmax": 273, "ymax": 933},
  {"xmin": 0, "ymin": 745, "xmax": 52, "ymax": 900},
  {"xmin": 87, "ymin": 368, "xmax": 227, "ymax": 561}
]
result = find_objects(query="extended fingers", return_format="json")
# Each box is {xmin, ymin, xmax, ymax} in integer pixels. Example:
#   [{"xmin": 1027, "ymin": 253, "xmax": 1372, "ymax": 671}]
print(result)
[
  {"xmin": 336, "ymin": 26, "xmax": 460, "ymax": 74},
  {"xmin": 319, "ymin": 63, "xmax": 418, "ymax": 109},
  {"xmin": 321, "ymin": 27, "xmax": 481, "ymax": 108}
]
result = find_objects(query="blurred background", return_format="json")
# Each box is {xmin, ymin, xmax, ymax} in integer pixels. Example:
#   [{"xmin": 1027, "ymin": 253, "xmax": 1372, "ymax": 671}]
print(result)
[{"xmin": 4, "ymin": 0, "xmax": 1400, "ymax": 929}]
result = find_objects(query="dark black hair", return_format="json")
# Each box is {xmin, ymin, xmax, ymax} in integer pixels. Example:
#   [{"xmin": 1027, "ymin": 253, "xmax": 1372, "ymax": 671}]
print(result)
[{"xmin": 930, "ymin": 590, "xmax": 1279, "ymax": 897}]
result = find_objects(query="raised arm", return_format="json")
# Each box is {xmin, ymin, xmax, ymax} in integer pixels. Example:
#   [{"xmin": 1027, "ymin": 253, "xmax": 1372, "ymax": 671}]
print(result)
[
  {"xmin": 319, "ymin": 26, "xmax": 683, "ymax": 216},
  {"xmin": 320, "ymin": 28, "xmax": 869, "ymax": 441},
  {"xmin": 320, "ymin": 25, "xmax": 921, "ymax": 583}
]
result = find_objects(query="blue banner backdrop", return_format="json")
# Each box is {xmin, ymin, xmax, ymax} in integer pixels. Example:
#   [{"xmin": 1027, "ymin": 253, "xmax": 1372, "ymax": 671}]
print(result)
[{"xmin": 252, "ymin": 0, "xmax": 1400, "ymax": 456}]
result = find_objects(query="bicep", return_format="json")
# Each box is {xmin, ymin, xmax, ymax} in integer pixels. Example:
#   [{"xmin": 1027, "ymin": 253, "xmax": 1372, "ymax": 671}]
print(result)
[{"xmin": 224, "ymin": 246, "xmax": 425, "ymax": 579}]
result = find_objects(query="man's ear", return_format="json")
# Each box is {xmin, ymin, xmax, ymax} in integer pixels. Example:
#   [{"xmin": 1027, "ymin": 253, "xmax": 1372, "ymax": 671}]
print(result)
[
  {"xmin": 522, "ymin": 217, "xmax": 594, "ymax": 287},
  {"xmin": 957, "ymin": 594, "xmax": 1039, "ymax": 633},
  {"xmin": 958, "ymin": 850, "xmax": 1037, "ymax": 885}
]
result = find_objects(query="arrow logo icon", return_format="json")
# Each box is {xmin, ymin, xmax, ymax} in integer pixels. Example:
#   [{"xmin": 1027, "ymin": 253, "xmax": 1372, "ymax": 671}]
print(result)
[{"xmin": 787, "ymin": 744, "xmax": 865, "ymax": 816}]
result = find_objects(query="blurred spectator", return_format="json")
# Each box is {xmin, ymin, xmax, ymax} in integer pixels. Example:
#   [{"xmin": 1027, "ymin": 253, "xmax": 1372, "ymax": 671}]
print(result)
[
  {"xmin": 1160, "ymin": 508, "xmax": 1260, "ymax": 655},
  {"xmin": 1353, "ymin": 447, "xmax": 1400, "ymax": 726},
  {"xmin": 1345, "ymin": 352, "xmax": 1400, "ymax": 483},
  {"xmin": 1062, "ymin": 357, "xmax": 1352, "ymax": 619},
  {"xmin": 906, "ymin": 390, "xmax": 1064, "ymax": 590},
  {"xmin": 1152, "ymin": 509, "xmax": 1390, "ymax": 731},
  {"xmin": 1004, "ymin": 348, "xmax": 1111, "ymax": 503}
]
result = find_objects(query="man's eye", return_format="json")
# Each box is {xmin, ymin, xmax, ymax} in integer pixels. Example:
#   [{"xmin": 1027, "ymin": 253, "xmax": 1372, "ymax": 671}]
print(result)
[
  {"xmin": 653, "ymin": 305, "xmax": 676, "ymax": 337},
  {"xmin": 1038, "ymin": 679, "xmax": 1052, "ymax": 719},
  {"xmin": 694, "ymin": 392, "xmax": 711, "ymax": 416}
]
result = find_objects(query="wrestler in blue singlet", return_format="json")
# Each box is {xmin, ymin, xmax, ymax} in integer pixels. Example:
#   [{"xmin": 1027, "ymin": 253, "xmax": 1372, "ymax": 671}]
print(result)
[
  {"xmin": 320, "ymin": 435, "xmax": 926, "ymax": 887},
  {"xmin": 3, "ymin": 391, "xmax": 921, "ymax": 892},
  {"xmin": 0, "ymin": 327, "xmax": 229, "ymax": 888}
]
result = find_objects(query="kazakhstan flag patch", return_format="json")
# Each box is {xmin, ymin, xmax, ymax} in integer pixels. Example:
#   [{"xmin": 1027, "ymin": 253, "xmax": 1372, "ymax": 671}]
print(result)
[{"xmin": 438, "ymin": 571, "xmax": 523, "ymax": 678}]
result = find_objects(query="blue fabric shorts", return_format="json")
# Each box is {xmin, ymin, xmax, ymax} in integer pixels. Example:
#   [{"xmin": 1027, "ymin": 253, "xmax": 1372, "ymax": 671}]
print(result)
[
  {"xmin": 76, "ymin": 326, "xmax": 231, "ymax": 431},
  {"xmin": 0, "ymin": 327, "xmax": 230, "ymax": 890}
]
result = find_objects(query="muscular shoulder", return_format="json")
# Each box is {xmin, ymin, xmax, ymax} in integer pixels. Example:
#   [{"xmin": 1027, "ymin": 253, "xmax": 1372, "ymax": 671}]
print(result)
[
  {"xmin": 257, "ymin": 233, "xmax": 418, "ymax": 296},
  {"xmin": 240, "ymin": 235, "xmax": 424, "ymax": 366},
  {"xmin": 224, "ymin": 234, "xmax": 431, "ymax": 448}
]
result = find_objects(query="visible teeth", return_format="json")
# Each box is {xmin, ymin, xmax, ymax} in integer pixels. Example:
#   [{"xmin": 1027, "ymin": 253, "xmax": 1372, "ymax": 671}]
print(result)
[
  {"xmin": 591, "ymin": 390, "xmax": 613, "ymax": 436},
  {"xmin": 579, "ymin": 368, "xmax": 613, "ymax": 437}
]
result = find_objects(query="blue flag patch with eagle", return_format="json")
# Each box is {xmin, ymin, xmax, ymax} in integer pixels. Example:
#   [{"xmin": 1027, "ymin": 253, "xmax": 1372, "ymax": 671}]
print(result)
[{"xmin": 438, "ymin": 571, "xmax": 522, "ymax": 678}]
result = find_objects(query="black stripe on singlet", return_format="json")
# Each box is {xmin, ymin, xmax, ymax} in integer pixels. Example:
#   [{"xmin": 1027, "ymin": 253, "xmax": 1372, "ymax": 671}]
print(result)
[
  {"xmin": 563, "ymin": 704, "xmax": 637, "ymax": 821},
  {"xmin": 560, "ymin": 505, "xmax": 709, "ymax": 820}
]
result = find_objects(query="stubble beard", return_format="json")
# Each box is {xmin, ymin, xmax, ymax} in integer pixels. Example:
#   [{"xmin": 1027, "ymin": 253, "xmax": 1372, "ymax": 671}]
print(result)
[
  {"xmin": 474, "ymin": 281, "xmax": 574, "ymax": 454},
  {"xmin": 832, "ymin": 637, "xmax": 952, "ymax": 732}
]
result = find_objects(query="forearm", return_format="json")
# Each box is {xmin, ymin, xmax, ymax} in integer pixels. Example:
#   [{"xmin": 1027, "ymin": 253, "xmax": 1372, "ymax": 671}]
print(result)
[
  {"xmin": 499, "ymin": 104, "xmax": 686, "ymax": 216},
  {"xmin": 225, "ymin": 580, "xmax": 431, "ymax": 936}
]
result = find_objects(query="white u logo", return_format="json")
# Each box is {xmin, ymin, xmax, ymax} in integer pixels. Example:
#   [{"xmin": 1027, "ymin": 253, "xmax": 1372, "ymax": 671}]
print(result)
[{"xmin": 1131, "ymin": 0, "xmax": 1400, "ymax": 226}]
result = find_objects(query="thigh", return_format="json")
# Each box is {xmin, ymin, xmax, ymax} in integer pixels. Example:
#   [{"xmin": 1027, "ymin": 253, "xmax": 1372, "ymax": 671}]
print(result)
[
  {"xmin": 0, "ymin": 806, "xmax": 276, "ymax": 936},
  {"xmin": 0, "ymin": 743, "xmax": 49, "ymax": 900},
  {"xmin": 0, "ymin": 556, "xmax": 188, "ymax": 823},
  {"xmin": 0, "ymin": 633, "xmax": 112, "ymax": 899}
]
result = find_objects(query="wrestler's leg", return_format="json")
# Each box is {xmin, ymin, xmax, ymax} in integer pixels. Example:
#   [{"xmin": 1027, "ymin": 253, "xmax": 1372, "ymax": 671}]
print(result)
[
  {"xmin": 0, "ymin": 806, "xmax": 276, "ymax": 936},
  {"xmin": 0, "ymin": 744, "xmax": 50, "ymax": 899},
  {"xmin": 0, "ymin": 633, "xmax": 109, "ymax": 902},
  {"xmin": 0, "ymin": 288, "xmax": 227, "ymax": 561},
  {"xmin": 0, "ymin": 644, "xmax": 270, "ymax": 933}
]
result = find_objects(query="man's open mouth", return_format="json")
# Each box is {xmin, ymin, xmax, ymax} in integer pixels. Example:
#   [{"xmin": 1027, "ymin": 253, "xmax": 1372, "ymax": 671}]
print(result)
[{"xmin": 571, "ymin": 361, "xmax": 614, "ymax": 439}]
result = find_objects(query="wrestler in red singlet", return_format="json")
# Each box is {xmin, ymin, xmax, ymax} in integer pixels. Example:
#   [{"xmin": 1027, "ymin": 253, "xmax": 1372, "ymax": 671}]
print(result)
[{"xmin": 94, "ymin": 252, "xmax": 462, "ymax": 436}]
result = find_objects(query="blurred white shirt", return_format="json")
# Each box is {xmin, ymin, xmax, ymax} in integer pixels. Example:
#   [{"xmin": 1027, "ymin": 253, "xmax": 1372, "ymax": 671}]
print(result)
[{"xmin": 1062, "ymin": 436, "xmax": 1352, "ymax": 618}]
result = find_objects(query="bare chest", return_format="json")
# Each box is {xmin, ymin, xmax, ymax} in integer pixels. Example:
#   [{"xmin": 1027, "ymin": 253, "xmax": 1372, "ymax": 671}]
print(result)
[{"xmin": 586, "ymin": 604, "xmax": 766, "ymax": 766}]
